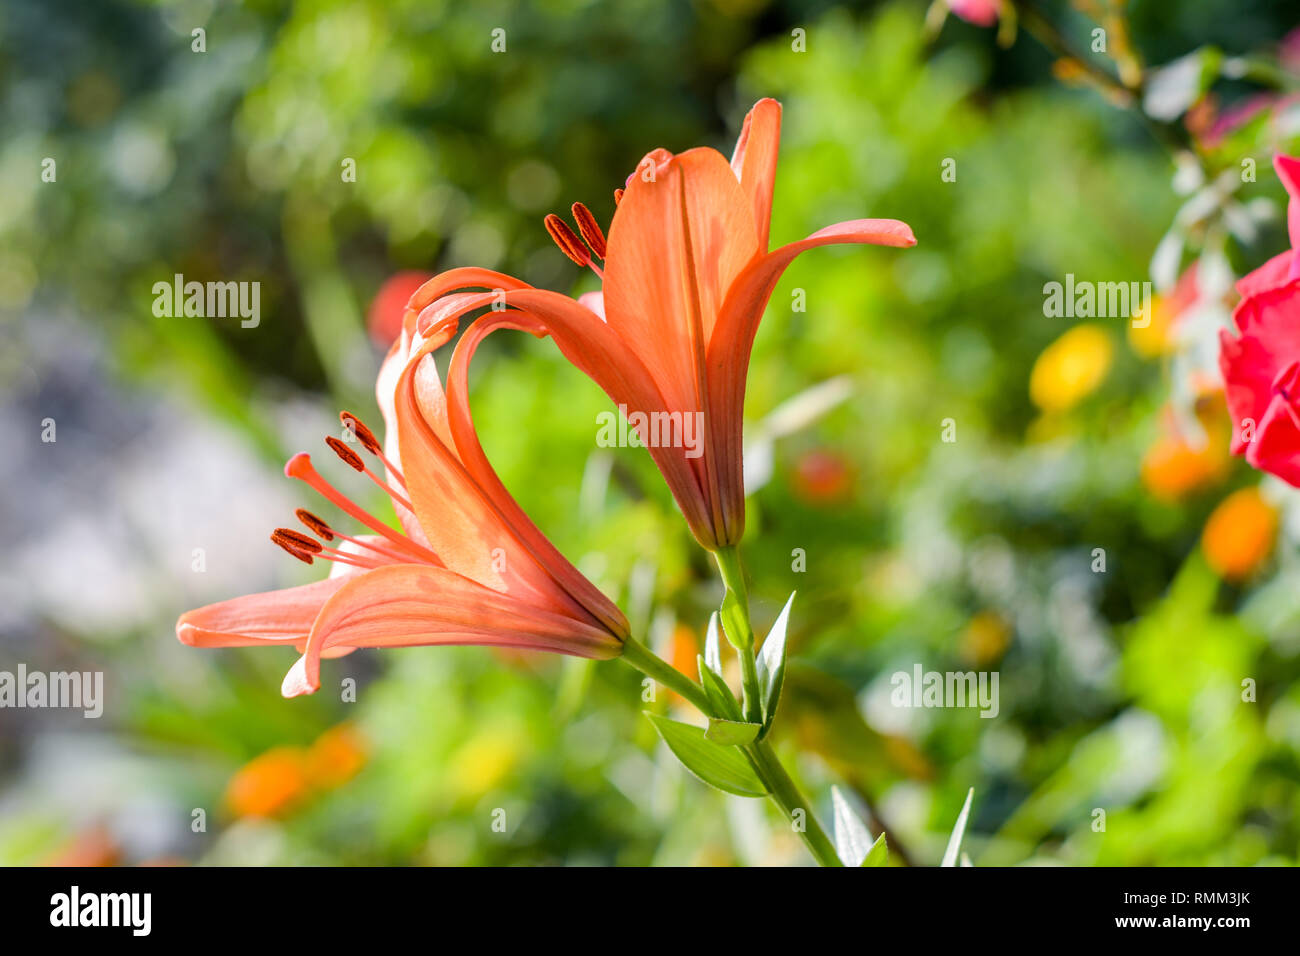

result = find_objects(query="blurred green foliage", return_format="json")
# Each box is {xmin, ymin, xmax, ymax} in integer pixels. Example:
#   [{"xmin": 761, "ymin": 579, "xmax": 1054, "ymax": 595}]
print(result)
[{"xmin": 3, "ymin": 0, "xmax": 1300, "ymax": 865}]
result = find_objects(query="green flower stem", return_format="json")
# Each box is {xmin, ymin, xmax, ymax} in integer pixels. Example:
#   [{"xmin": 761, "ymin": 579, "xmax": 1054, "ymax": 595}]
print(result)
[
  {"xmin": 622, "ymin": 633, "xmax": 841, "ymax": 866},
  {"xmin": 621, "ymin": 635, "xmax": 712, "ymax": 713},
  {"xmin": 745, "ymin": 738, "xmax": 843, "ymax": 867},
  {"xmin": 713, "ymin": 546, "xmax": 762, "ymax": 724}
]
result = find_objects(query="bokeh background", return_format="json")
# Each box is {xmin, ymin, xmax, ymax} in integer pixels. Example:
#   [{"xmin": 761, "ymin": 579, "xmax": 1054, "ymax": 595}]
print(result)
[{"xmin": 3, "ymin": 0, "xmax": 1300, "ymax": 865}]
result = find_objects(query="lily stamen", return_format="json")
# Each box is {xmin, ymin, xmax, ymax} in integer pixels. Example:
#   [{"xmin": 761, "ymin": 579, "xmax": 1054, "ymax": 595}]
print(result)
[
  {"xmin": 340, "ymin": 411, "xmax": 407, "ymax": 486},
  {"xmin": 325, "ymin": 435, "xmax": 416, "ymax": 512},
  {"xmin": 325, "ymin": 436, "xmax": 365, "ymax": 471},
  {"xmin": 294, "ymin": 508, "xmax": 414, "ymax": 565},
  {"xmin": 284, "ymin": 453, "xmax": 438, "ymax": 563},
  {"xmin": 273, "ymin": 528, "xmax": 323, "ymax": 553},
  {"xmin": 571, "ymin": 202, "xmax": 607, "ymax": 259},
  {"xmin": 270, "ymin": 530, "xmax": 318, "ymax": 565},
  {"xmin": 544, "ymin": 213, "xmax": 604, "ymax": 278},
  {"xmin": 294, "ymin": 508, "xmax": 335, "ymax": 541}
]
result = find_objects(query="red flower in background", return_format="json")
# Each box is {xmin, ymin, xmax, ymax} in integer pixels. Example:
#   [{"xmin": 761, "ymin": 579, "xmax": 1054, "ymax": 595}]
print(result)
[
  {"xmin": 1219, "ymin": 155, "xmax": 1300, "ymax": 485},
  {"xmin": 367, "ymin": 271, "xmax": 433, "ymax": 346}
]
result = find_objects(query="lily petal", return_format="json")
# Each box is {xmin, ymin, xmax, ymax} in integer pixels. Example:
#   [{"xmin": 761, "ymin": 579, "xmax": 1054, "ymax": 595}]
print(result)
[
  {"xmin": 390, "ymin": 333, "xmax": 582, "ymax": 619},
  {"xmin": 400, "ymin": 267, "xmax": 532, "ymax": 348},
  {"xmin": 416, "ymin": 286, "xmax": 721, "ymax": 549},
  {"xmin": 176, "ymin": 577, "xmax": 347, "ymax": 648},
  {"xmin": 604, "ymin": 146, "xmax": 760, "ymax": 413},
  {"xmin": 446, "ymin": 310, "xmax": 633, "ymax": 637},
  {"xmin": 730, "ymin": 98, "xmax": 782, "ymax": 251},
  {"xmin": 284, "ymin": 564, "xmax": 623, "ymax": 696},
  {"xmin": 707, "ymin": 218, "xmax": 917, "ymax": 539}
]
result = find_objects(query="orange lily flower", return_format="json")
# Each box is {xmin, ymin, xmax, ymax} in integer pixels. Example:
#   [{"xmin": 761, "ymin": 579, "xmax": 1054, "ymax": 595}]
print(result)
[
  {"xmin": 403, "ymin": 99, "xmax": 916, "ymax": 550},
  {"xmin": 176, "ymin": 321, "xmax": 628, "ymax": 697}
]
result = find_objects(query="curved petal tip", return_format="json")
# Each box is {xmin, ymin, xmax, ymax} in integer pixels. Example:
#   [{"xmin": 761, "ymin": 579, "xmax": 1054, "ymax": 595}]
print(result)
[{"xmin": 281, "ymin": 656, "xmax": 319, "ymax": 698}]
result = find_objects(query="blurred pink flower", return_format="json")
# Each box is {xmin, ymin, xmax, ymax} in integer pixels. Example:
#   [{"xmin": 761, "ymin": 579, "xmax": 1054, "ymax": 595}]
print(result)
[{"xmin": 946, "ymin": 0, "xmax": 1000, "ymax": 27}]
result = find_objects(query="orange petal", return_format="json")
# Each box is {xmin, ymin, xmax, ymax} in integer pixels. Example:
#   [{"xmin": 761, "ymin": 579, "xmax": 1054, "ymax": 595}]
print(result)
[
  {"xmin": 448, "ymin": 310, "xmax": 633, "ymax": 638},
  {"xmin": 399, "ymin": 267, "xmax": 532, "ymax": 348},
  {"xmin": 707, "ymin": 219, "xmax": 916, "ymax": 540},
  {"xmin": 604, "ymin": 147, "xmax": 760, "ymax": 414},
  {"xmin": 418, "ymin": 286, "xmax": 720, "ymax": 550},
  {"xmin": 390, "ymin": 332, "xmax": 589, "ymax": 620},
  {"xmin": 730, "ymin": 99, "xmax": 782, "ymax": 251},
  {"xmin": 176, "ymin": 577, "xmax": 346, "ymax": 648},
  {"xmin": 283, "ymin": 564, "xmax": 623, "ymax": 697}
]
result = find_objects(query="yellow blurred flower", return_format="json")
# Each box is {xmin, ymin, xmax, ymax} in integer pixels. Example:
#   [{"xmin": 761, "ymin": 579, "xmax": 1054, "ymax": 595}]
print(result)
[
  {"xmin": 961, "ymin": 611, "xmax": 1011, "ymax": 666},
  {"xmin": 1128, "ymin": 293, "xmax": 1175, "ymax": 358},
  {"xmin": 225, "ymin": 747, "xmax": 312, "ymax": 819},
  {"xmin": 1128, "ymin": 266, "xmax": 1202, "ymax": 359},
  {"xmin": 1202, "ymin": 487, "xmax": 1278, "ymax": 582},
  {"xmin": 451, "ymin": 730, "xmax": 521, "ymax": 798},
  {"xmin": 1029, "ymin": 324, "xmax": 1114, "ymax": 413}
]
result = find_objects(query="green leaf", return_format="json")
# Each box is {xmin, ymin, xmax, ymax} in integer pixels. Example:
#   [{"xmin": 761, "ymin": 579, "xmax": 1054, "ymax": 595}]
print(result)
[
  {"xmin": 756, "ymin": 592, "xmax": 796, "ymax": 737},
  {"xmin": 831, "ymin": 785, "xmax": 875, "ymax": 866},
  {"xmin": 720, "ymin": 588, "xmax": 751, "ymax": 650},
  {"xmin": 645, "ymin": 713, "xmax": 767, "ymax": 798},
  {"xmin": 704, "ymin": 611, "xmax": 723, "ymax": 674},
  {"xmin": 862, "ymin": 832, "xmax": 888, "ymax": 867},
  {"xmin": 705, "ymin": 717, "xmax": 762, "ymax": 746},
  {"xmin": 941, "ymin": 788, "xmax": 974, "ymax": 867},
  {"xmin": 697, "ymin": 655, "xmax": 743, "ymax": 722}
]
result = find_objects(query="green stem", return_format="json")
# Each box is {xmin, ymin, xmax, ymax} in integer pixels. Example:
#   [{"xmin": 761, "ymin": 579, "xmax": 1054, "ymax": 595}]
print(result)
[
  {"xmin": 745, "ymin": 739, "xmax": 842, "ymax": 867},
  {"xmin": 620, "ymin": 635, "xmax": 712, "ymax": 714},
  {"xmin": 714, "ymin": 546, "xmax": 762, "ymax": 724},
  {"xmin": 712, "ymin": 545, "xmax": 841, "ymax": 866},
  {"xmin": 624, "ymin": 632, "xmax": 840, "ymax": 866}
]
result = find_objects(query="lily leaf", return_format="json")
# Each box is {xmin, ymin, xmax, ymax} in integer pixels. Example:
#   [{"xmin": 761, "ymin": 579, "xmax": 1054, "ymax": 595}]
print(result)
[
  {"xmin": 705, "ymin": 717, "xmax": 762, "ymax": 746},
  {"xmin": 755, "ymin": 592, "xmax": 796, "ymax": 736},
  {"xmin": 940, "ymin": 788, "xmax": 975, "ymax": 867},
  {"xmin": 698, "ymin": 656, "xmax": 743, "ymax": 722},
  {"xmin": 862, "ymin": 832, "xmax": 888, "ymax": 867},
  {"xmin": 646, "ymin": 713, "xmax": 767, "ymax": 798},
  {"xmin": 831, "ymin": 785, "xmax": 875, "ymax": 866},
  {"xmin": 704, "ymin": 611, "xmax": 723, "ymax": 674}
]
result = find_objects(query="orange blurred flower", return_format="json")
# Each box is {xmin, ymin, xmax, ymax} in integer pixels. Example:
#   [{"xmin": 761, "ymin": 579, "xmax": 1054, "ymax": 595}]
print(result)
[
  {"xmin": 45, "ymin": 824, "xmax": 118, "ymax": 867},
  {"xmin": 307, "ymin": 723, "xmax": 368, "ymax": 790},
  {"xmin": 225, "ymin": 747, "xmax": 312, "ymax": 819},
  {"xmin": 1141, "ymin": 402, "xmax": 1232, "ymax": 501},
  {"xmin": 1202, "ymin": 487, "xmax": 1279, "ymax": 581},
  {"xmin": 657, "ymin": 623, "xmax": 702, "ymax": 708}
]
